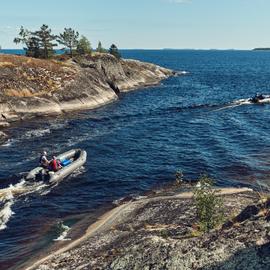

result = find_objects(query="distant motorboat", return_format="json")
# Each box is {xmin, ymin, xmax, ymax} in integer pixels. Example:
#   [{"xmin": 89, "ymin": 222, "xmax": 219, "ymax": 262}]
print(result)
[
  {"xmin": 248, "ymin": 94, "xmax": 270, "ymax": 104},
  {"xmin": 26, "ymin": 149, "xmax": 87, "ymax": 184}
]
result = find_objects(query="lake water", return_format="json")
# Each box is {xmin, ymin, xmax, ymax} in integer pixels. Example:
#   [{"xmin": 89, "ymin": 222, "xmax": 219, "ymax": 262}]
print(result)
[{"xmin": 0, "ymin": 50, "xmax": 270, "ymax": 269}]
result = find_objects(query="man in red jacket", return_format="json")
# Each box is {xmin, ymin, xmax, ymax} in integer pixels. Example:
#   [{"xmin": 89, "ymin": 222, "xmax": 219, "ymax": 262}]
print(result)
[{"xmin": 50, "ymin": 156, "xmax": 62, "ymax": 172}]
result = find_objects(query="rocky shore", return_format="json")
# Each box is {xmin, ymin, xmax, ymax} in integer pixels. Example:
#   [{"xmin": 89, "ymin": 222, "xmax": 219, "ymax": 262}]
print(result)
[
  {"xmin": 25, "ymin": 184, "xmax": 270, "ymax": 270},
  {"xmin": 0, "ymin": 53, "xmax": 175, "ymax": 141}
]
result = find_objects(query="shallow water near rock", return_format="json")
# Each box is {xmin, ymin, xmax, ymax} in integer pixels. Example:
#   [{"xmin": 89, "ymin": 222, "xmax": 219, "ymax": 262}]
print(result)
[{"xmin": 1, "ymin": 50, "xmax": 270, "ymax": 269}]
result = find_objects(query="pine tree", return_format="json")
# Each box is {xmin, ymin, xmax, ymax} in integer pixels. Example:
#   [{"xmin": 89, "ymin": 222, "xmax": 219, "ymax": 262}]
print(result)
[
  {"xmin": 96, "ymin": 41, "xmax": 107, "ymax": 53},
  {"xmin": 25, "ymin": 37, "xmax": 41, "ymax": 58},
  {"xmin": 33, "ymin": 24, "xmax": 57, "ymax": 59},
  {"xmin": 14, "ymin": 26, "xmax": 41, "ymax": 58},
  {"xmin": 58, "ymin": 28, "xmax": 79, "ymax": 57},
  {"xmin": 77, "ymin": 36, "xmax": 92, "ymax": 55},
  {"xmin": 109, "ymin": 44, "xmax": 121, "ymax": 59}
]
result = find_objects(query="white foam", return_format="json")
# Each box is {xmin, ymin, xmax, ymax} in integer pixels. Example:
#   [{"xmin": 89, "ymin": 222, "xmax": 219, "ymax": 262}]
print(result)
[
  {"xmin": 213, "ymin": 104, "xmax": 242, "ymax": 112},
  {"xmin": 23, "ymin": 128, "xmax": 51, "ymax": 139},
  {"xmin": 0, "ymin": 199, "xmax": 15, "ymax": 230},
  {"xmin": 1, "ymin": 139, "xmax": 13, "ymax": 147},
  {"xmin": 179, "ymin": 70, "xmax": 189, "ymax": 75},
  {"xmin": 0, "ymin": 188, "xmax": 15, "ymax": 231},
  {"xmin": 53, "ymin": 222, "xmax": 71, "ymax": 241},
  {"xmin": 233, "ymin": 95, "xmax": 270, "ymax": 106},
  {"xmin": 213, "ymin": 95, "xmax": 270, "ymax": 112},
  {"xmin": 233, "ymin": 98, "xmax": 251, "ymax": 105},
  {"xmin": 0, "ymin": 179, "xmax": 50, "ymax": 230},
  {"xmin": 212, "ymin": 98, "xmax": 252, "ymax": 112}
]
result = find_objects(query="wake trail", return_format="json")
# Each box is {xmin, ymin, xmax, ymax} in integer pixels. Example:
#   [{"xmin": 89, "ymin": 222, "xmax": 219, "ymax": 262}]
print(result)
[
  {"xmin": 0, "ymin": 165, "xmax": 86, "ymax": 231},
  {"xmin": 0, "ymin": 179, "xmax": 51, "ymax": 231},
  {"xmin": 211, "ymin": 103, "xmax": 243, "ymax": 112},
  {"xmin": 210, "ymin": 96, "xmax": 270, "ymax": 112}
]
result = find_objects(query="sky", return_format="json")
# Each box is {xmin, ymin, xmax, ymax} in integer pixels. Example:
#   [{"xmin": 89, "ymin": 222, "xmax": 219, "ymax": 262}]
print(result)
[{"xmin": 0, "ymin": 0, "xmax": 269, "ymax": 49}]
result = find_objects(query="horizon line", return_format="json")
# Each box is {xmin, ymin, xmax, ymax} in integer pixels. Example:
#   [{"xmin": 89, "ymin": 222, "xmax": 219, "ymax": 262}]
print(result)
[{"xmin": 0, "ymin": 47, "xmax": 259, "ymax": 51}]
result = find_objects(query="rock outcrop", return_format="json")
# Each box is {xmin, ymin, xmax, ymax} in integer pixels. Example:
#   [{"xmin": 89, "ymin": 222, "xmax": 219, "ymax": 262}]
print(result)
[
  {"xmin": 26, "ymin": 186, "xmax": 270, "ymax": 270},
  {"xmin": 0, "ymin": 131, "xmax": 7, "ymax": 144},
  {"xmin": 0, "ymin": 53, "xmax": 174, "ymax": 127}
]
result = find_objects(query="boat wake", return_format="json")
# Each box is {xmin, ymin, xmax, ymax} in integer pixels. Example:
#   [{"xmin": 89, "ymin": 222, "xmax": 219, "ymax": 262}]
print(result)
[
  {"xmin": 23, "ymin": 128, "xmax": 51, "ymax": 139},
  {"xmin": 0, "ymin": 179, "xmax": 50, "ymax": 231},
  {"xmin": 0, "ymin": 121, "xmax": 68, "ymax": 148},
  {"xmin": 0, "ymin": 190, "xmax": 14, "ymax": 230},
  {"xmin": 212, "ymin": 95, "xmax": 270, "ymax": 112}
]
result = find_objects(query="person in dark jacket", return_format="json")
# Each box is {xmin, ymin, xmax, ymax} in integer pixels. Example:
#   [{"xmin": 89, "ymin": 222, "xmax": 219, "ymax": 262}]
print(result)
[{"xmin": 39, "ymin": 151, "xmax": 49, "ymax": 168}]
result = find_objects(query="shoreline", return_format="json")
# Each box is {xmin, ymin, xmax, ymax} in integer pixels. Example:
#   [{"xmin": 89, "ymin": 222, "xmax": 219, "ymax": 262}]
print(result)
[
  {"xmin": 0, "ymin": 53, "xmax": 177, "ymax": 143},
  {"xmin": 0, "ymin": 80, "xmax": 172, "ymax": 145},
  {"xmin": 24, "ymin": 186, "xmax": 254, "ymax": 270}
]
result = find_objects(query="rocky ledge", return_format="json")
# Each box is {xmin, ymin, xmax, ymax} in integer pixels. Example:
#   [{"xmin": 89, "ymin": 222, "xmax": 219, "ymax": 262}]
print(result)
[
  {"xmin": 26, "ymin": 184, "xmax": 270, "ymax": 270},
  {"xmin": 0, "ymin": 53, "xmax": 174, "ymax": 130}
]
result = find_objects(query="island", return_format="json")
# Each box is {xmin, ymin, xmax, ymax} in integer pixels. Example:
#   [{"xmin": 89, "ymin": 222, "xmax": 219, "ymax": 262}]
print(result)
[
  {"xmin": 253, "ymin": 48, "xmax": 270, "ymax": 51},
  {"xmin": 0, "ymin": 53, "xmax": 175, "ymax": 143}
]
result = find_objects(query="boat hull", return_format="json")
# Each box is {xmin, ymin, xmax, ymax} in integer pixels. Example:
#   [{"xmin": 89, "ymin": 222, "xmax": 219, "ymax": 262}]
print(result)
[{"xmin": 26, "ymin": 149, "xmax": 87, "ymax": 183}]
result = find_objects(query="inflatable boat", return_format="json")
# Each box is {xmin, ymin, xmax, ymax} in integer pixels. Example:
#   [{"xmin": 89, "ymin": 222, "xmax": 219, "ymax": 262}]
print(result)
[{"xmin": 26, "ymin": 149, "xmax": 87, "ymax": 183}]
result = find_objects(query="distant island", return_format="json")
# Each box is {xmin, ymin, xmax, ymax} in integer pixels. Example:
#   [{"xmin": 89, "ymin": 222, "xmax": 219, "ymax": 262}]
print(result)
[{"xmin": 253, "ymin": 48, "xmax": 270, "ymax": 51}]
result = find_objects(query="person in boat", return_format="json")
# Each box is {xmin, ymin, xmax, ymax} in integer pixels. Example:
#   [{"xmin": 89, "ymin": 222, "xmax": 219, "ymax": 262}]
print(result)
[
  {"xmin": 49, "ymin": 156, "xmax": 62, "ymax": 172},
  {"xmin": 250, "ymin": 93, "xmax": 265, "ymax": 103},
  {"xmin": 39, "ymin": 151, "xmax": 50, "ymax": 168}
]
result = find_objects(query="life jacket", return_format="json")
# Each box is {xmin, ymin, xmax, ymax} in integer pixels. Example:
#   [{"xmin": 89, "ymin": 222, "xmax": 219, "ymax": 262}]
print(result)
[{"xmin": 50, "ymin": 159, "xmax": 58, "ymax": 171}]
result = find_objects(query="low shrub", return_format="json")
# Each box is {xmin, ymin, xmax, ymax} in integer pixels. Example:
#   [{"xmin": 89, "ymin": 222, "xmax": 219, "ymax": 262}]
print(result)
[{"xmin": 193, "ymin": 175, "xmax": 225, "ymax": 232}]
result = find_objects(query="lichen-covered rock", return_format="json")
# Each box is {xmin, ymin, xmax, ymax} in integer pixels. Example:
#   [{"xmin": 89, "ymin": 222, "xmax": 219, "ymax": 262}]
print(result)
[
  {"xmin": 0, "ymin": 53, "xmax": 174, "ymax": 124},
  {"xmin": 27, "ymin": 188, "xmax": 270, "ymax": 270}
]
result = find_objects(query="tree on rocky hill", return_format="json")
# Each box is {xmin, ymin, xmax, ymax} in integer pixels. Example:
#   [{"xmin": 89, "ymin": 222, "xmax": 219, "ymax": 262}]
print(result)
[
  {"xmin": 77, "ymin": 36, "xmax": 92, "ymax": 55},
  {"xmin": 25, "ymin": 37, "xmax": 41, "ymax": 58},
  {"xmin": 14, "ymin": 26, "xmax": 40, "ymax": 58},
  {"xmin": 57, "ymin": 28, "xmax": 79, "ymax": 57},
  {"xmin": 109, "ymin": 44, "xmax": 121, "ymax": 59},
  {"xmin": 33, "ymin": 24, "xmax": 57, "ymax": 59},
  {"xmin": 14, "ymin": 25, "xmax": 57, "ymax": 59},
  {"xmin": 96, "ymin": 41, "xmax": 107, "ymax": 53}
]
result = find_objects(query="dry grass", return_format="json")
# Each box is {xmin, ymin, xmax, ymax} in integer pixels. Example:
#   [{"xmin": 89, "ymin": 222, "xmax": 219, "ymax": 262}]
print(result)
[
  {"xmin": 0, "ymin": 61, "xmax": 16, "ymax": 67},
  {"xmin": 0, "ymin": 54, "xmax": 77, "ymax": 97},
  {"xmin": 0, "ymin": 54, "xmax": 77, "ymax": 74},
  {"xmin": 4, "ymin": 88, "xmax": 33, "ymax": 97}
]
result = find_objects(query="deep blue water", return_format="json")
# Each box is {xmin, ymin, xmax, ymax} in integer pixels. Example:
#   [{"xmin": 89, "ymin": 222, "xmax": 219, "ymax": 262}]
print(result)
[
  {"xmin": 1, "ymin": 50, "xmax": 270, "ymax": 269},
  {"xmin": 0, "ymin": 49, "xmax": 25, "ymax": 55},
  {"xmin": 0, "ymin": 49, "xmax": 66, "ymax": 55}
]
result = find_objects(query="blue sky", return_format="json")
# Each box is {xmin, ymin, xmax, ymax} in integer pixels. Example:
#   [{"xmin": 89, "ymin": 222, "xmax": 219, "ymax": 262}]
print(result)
[{"xmin": 0, "ymin": 0, "xmax": 269, "ymax": 49}]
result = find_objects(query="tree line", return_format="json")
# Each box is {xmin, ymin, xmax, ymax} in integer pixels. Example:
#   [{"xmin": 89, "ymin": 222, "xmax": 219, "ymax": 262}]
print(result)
[{"xmin": 14, "ymin": 24, "xmax": 121, "ymax": 59}]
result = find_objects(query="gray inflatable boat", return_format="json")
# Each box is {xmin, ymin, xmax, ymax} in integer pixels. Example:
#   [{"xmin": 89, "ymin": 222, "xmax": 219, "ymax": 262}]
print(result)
[{"xmin": 26, "ymin": 149, "xmax": 87, "ymax": 183}]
